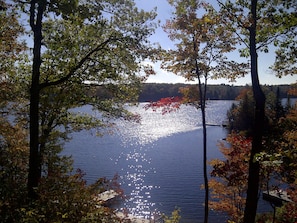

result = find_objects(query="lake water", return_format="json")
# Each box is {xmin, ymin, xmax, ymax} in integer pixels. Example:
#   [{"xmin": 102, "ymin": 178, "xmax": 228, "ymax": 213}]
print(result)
[{"xmin": 63, "ymin": 100, "xmax": 271, "ymax": 222}]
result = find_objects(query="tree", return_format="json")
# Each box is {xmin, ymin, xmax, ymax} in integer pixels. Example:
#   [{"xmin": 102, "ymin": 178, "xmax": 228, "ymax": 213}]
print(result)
[
  {"xmin": 0, "ymin": 119, "xmax": 29, "ymax": 222},
  {"xmin": 253, "ymin": 84, "xmax": 297, "ymax": 222},
  {"xmin": 1, "ymin": 0, "xmax": 158, "ymax": 220},
  {"xmin": 160, "ymin": 1, "xmax": 248, "ymax": 222},
  {"xmin": 209, "ymin": 84, "xmax": 296, "ymax": 222},
  {"xmin": 0, "ymin": 1, "xmax": 25, "ymax": 77},
  {"xmin": 0, "ymin": 3, "xmax": 29, "ymax": 220},
  {"xmin": 272, "ymin": 84, "xmax": 297, "ymax": 185},
  {"xmin": 227, "ymin": 88, "xmax": 255, "ymax": 135},
  {"xmin": 209, "ymin": 135, "xmax": 252, "ymax": 222},
  {"xmin": 217, "ymin": 1, "xmax": 297, "ymax": 221},
  {"xmin": 12, "ymin": 0, "xmax": 158, "ymax": 199},
  {"xmin": 0, "ymin": 0, "xmax": 26, "ymax": 110},
  {"xmin": 21, "ymin": 170, "xmax": 124, "ymax": 223}
]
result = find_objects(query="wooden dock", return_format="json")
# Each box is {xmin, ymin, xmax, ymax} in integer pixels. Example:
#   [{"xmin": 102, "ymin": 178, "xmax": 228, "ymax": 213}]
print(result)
[
  {"xmin": 263, "ymin": 190, "xmax": 293, "ymax": 207},
  {"xmin": 96, "ymin": 190, "xmax": 119, "ymax": 202},
  {"xmin": 206, "ymin": 121, "xmax": 228, "ymax": 127}
]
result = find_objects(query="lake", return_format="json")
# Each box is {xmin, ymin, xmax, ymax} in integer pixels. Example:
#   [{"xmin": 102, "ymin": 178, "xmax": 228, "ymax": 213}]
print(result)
[{"xmin": 63, "ymin": 100, "xmax": 271, "ymax": 222}]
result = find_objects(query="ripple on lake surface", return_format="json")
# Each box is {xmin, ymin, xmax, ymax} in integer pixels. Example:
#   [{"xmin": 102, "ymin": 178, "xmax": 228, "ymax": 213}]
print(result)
[{"xmin": 64, "ymin": 101, "xmax": 241, "ymax": 222}]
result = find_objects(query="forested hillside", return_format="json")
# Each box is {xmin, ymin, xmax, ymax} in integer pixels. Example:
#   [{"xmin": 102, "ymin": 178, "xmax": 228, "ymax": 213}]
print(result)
[{"xmin": 138, "ymin": 83, "xmax": 294, "ymax": 101}]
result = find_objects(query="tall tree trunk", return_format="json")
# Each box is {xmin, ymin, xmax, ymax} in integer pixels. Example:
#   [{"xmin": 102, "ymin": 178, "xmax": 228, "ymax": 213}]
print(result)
[
  {"xmin": 200, "ymin": 83, "xmax": 208, "ymax": 223},
  {"xmin": 243, "ymin": 0, "xmax": 266, "ymax": 222},
  {"xmin": 194, "ymin": 34, "xmax": 209, "ymax": 223},
  {"xmin": 27, "ymin": 0, "xmax": 46, "ymax": 199}
]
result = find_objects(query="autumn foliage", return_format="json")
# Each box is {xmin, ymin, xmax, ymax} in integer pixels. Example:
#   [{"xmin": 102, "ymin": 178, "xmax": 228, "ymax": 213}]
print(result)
[
  {"xmin": 143, "ymin": 85, "xmax": 201, "ymax": 115},
  {"xmin": 144, "ymin": 96, "xmax": 182, "ymax": 115},
  {"xmin": 209, "ymin": 84, "xmax": 297, "ymax": 222},
  {"xmin": 209, "ymin": 135, "xmax": 252, "ymax": 222}
]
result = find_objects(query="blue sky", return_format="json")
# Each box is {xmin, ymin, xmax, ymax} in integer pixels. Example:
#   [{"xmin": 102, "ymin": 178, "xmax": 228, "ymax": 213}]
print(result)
[{"xmin": 136, "ymin": 0, "xmax": 296, "ymax": 86}]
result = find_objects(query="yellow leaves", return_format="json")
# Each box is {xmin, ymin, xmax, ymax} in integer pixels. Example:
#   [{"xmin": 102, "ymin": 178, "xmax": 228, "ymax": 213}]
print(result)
[
  {"xmin": 178, "ymin": 86, "xmax": 199, "ymax": 104},
  {"xmin": 209, "ymin": 179, "xmax": 245, "ymax": 220},
  {"xmin": 203, "ymin": 16, "xmax": 212, "ymax": 24},
  {"xmin": 208, "ymin": 134, "xmax": 251, "ymax": 221},
  {"xmin": 163, "ymin": 208, "xmax": 181, "ymax": 223},
  {"xmin": 162, "ymin": 0, "xmax": 250, "ymax": 84},
  {"xmin": 208, "ymin": 158, "xmax": 224, "ymax": 169},
  {"xmin": 0, "ymin": 118, "xmax": 28, "ymax": 153},
  {"xmin": 62, "ymin": 212, "xmax": 69, "ymax": 219},
  {"xmin": 284, "ymin": 130, "xmax": 297, "ymax": 142}
]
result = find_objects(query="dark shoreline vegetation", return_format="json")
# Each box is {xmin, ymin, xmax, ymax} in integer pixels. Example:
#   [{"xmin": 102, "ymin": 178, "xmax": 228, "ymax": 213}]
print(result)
[{"xmin": 88, "ymin": 83, "xmax": 296, "ymax": 102}]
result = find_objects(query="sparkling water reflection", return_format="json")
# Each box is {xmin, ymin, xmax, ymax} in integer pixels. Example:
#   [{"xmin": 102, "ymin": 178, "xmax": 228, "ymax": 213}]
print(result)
[
  {"xmin": 64, "ymin": 101, "xmax": 235, "ymax": 222},
  {"xmin": 116, "ymin": 145, "xmax": 159, "ymax": 219},
  {"xmin": 116, "ymin": 104, "xmax": 202, "ymax": 146}
]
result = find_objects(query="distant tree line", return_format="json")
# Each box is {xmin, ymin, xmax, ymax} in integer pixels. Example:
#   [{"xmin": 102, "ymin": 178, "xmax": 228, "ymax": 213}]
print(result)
[{"xmin": 137, "ymin": 83, "xmax": 295, "ymax": 102}]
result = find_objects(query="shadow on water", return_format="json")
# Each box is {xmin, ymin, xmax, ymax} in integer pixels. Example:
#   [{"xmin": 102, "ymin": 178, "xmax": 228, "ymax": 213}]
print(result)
[{"xmin": 63, "ymin": 101, "xmax": 272, "ymax": 222}]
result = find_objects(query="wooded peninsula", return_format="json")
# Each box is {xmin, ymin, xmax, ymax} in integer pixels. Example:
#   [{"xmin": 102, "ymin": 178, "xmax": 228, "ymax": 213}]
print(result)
[
  {"xmin": 92, "ymin": 83, "xmax": 295, "ymax": 102},
  {"xmin": 130, "ymin": 83, "xmax": 294, "ymax": 102},
  {"xmin": 138, "ymin": 83, "xmax": 294, "ymax": 101}
]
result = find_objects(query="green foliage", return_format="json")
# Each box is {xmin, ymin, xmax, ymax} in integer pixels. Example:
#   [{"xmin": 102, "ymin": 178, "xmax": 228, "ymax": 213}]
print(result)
[
  {"xmin": 0, "ymin": 114, "xmax": 122, "ymax": 223},
  {"xmin": 0, "ymin": 0, "xmax": 27, "ymax": 108},
  {"xmin": 226, "ymin": 85, "xmax": 292, "ymax": 136},
  {"xmin": 20, "ymin": 170, "xmax": 121, "ymax": 223},
  {"xmin": 162, "ymin": 3, "xmax": 239, "ymax": 222},
  {"xmin": 212, "ymin": 88, "xmax": 297, "ymax": 222},
  {"xmin": 1, "ymin": 0, "xmax": 160, "ymax": 221},
  {"xmin": 0, "ymin": 3, "xmax": 29, "ymax": 221},
  {"xmin": 13, "ymin": 0, "xmax": 160, "ymax": 199},
  {"xmin": 227, "ymin": 88, "xmax": 255, "ymax": 136},
  {"xmin": 161, "ymin": 2, "xmax": 253, "ymax": 222},
  {"xmin": 37, "ymin": 0, "xmax": 156, "ymax": 120},
  {"xmin": 257, "ymin": 112, "xmax": 297, "ymax": 221},
  {"xmin": 163, "ymin": 0, "xmax": 248, "ymax": 82},
  {"xmin": 218, "ymin": 0, "xmax": 297, "ymax": 77},
  {"xmin": 267, "ymin": 104, "xmax": 297, "ymax": 185},
  {"xmin": 209, "ymin": 131, "xmax": 295, "ymax": 222},
  {"xmin": 0, "ymin": 123, "xmax": 122, "ymax": 223},
  {"xmin": 0, "ymin": 0, "xmax": 26, "ymax": 78}
]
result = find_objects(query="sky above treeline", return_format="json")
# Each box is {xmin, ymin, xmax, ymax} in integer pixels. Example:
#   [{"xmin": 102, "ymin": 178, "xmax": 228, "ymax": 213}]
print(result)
[{"xmin": 136, "ymin": 0, "xmax": 296, "ymax": 86}]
